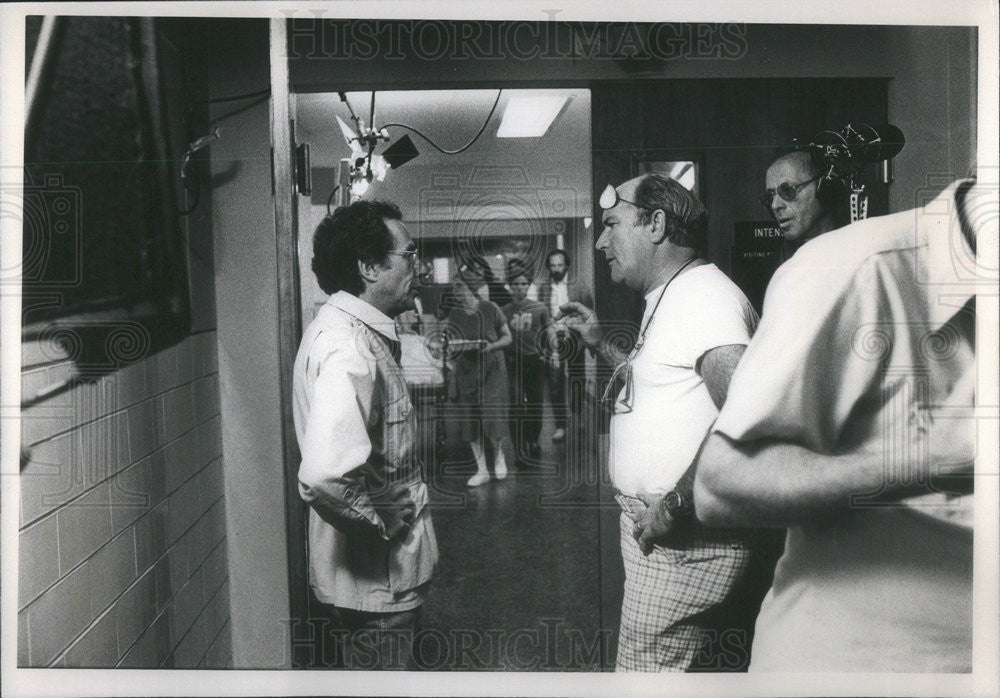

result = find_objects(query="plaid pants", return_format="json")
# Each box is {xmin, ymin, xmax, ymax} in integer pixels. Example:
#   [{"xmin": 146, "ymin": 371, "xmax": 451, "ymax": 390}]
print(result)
[{"xmin": 616, "ymin": 511, "xmax": 752, "ymax": 672}]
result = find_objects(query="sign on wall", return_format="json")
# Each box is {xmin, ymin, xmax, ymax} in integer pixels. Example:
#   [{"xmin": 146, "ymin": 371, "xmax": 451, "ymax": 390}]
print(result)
[{"xmin": 730, "ymin": 220, "xmax": 784, "ymax": 313}]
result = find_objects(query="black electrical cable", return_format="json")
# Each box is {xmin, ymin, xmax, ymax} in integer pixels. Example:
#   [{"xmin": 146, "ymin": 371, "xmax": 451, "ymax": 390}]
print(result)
[
  {"xmin": 210, "ymin": 93, "xmax": 270, "ymax": 127},
  {"xmin": 177, "ymin": 152, "xmax": 202, "ymax": 216},
  {"xmin": 176, "ymin": 93, "xmax": 270, "ymax": 216},
  {"xmin": 198, "ymin": 88, "xmax": 270, "ymax": 105},
  {"xmin": 178, "ymin": 178, "xmax": 201, "ymax": 216},
  {"xmin": 326, "ymin": 186, "xmax": 341, "ymax": 215},
  {"xmin": 380, "ymin": 89, "xmax": 502, "ymax": 155}
]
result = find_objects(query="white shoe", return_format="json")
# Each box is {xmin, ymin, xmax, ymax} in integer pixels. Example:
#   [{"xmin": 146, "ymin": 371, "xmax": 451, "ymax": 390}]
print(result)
[
  {"xmin": 551, "ymin": 428, "xmax": 566, "ymax": 443},
  {"xmin": 467, "ymin": 471, "xmax": 490, "ymax": 487},
  {"xmin": 494, "ymin": 451, "xmax": 508, "ymax": 480}
]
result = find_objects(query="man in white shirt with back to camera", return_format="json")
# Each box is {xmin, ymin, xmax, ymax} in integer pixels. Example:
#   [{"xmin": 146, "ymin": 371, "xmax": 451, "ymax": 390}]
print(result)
[{"xmin": 693, "ymin": 179, "xmax": 987, "ymax": 672}]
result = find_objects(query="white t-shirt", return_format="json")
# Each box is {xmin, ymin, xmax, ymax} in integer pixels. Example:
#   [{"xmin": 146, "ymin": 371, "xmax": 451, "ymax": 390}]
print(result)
[
  {"xmin": 548, "ymin": 280, "xmax": 569, "ymax": 317},
  {"xmin": 528, "ymin": 280, "xmax": 570, "ymax": 330},
  {"xmin": 609, "ymin": 263, "xmax": 757, "ymax": 496}
]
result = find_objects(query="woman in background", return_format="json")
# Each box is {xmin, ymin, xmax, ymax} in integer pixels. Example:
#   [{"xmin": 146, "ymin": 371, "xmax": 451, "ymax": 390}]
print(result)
[
  {"xmin": 458, "ymin": 254, "xmax": 512, "ymax": 309},
  {"xmin": 441, "ymin": 278, "xmax": 513, "ymax": 486}
]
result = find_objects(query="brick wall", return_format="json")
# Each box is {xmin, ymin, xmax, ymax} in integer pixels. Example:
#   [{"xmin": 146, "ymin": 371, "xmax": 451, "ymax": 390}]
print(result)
[{"xmin": 18, "ymin": 330, "xmax": 231, "ymax": 668}]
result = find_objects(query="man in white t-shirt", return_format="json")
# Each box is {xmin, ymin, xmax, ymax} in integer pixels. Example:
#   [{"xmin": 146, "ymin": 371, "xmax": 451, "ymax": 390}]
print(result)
[{"xmin": 559, "ymin": 173, "xmax": 759, "ymax": 671}]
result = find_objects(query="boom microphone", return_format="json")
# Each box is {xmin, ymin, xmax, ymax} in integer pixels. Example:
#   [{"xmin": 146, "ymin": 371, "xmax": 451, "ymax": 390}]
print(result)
[
  {"xmin": 809, "ymin": 122, "xmax": 906, "ymax": 221},
  {"xmin": 853, "ymin": 123, "xmax": 905, "ymax": 162}
]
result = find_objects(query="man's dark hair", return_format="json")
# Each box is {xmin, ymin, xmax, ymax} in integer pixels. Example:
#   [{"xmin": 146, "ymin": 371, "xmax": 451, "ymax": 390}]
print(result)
[
  {"xmin": 311, "ymin": 200, "xmax": 402, "ymax": 295},
  {"xmin": 506, "ymin": 257, "xmax": 533, "ymax": 283},
  {"xmin": 546, "ymin": 249, "xmax": 570, "ymax": 268},
  {"xmin": 632, "ymin": 173, "xmax": 708, "ymax": 252}
]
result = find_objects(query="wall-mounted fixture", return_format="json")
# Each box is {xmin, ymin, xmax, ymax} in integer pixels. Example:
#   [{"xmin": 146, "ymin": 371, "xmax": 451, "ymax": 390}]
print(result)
[{"xmin": 331, "ymin": 90, "xmax": 502, "ymax": 204}]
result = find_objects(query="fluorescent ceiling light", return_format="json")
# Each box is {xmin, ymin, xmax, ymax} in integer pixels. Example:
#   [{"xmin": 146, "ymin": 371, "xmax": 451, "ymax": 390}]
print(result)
[{"xmin": 497, "ymin": 94, "xmax": 567, "ymax": 138}]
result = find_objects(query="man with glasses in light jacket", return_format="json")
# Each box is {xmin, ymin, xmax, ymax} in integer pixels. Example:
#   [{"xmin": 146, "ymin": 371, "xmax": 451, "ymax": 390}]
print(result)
[{"xmin": 293, "ymin": 200, "xmax": 437, "ymax": 670}]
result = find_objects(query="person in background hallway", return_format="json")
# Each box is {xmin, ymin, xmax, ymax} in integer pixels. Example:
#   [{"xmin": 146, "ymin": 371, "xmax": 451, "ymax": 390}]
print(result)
[
  {"xmin": 459, "ymin": 253, "xmax": 512, "ymax": 309},
  {"xmin": 501, "ymin": 258, "xmax": 555, "ymax": 464},
  {"xmin": 528, "ymin": 249, "xmax": 593, "ymax": 443},
  {"xmin": 693, "ymin": 179, "xmax": 986, "ymax": 672},
  {"xmin": 440, "ymin": 277, "xmax": 513, "ymax": 487},
  {"xmin": 293, "ymin": 200, "xmax": 438, "ymax": 670},
  {"xmin": 558, "ymin": 173, "xmax": 759, "ymax": 671}
]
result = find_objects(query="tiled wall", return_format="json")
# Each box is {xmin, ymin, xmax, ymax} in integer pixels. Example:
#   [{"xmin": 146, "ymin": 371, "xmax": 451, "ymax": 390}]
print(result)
[{"xmin": 18, "ymin": 330, "xmax": 232, "ymax": 668}]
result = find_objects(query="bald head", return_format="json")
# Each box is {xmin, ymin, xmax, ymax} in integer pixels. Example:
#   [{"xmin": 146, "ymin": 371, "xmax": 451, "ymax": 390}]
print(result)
[{"xmin": 771, "ymin": 151, "xmax": 818, "ymax": 179}]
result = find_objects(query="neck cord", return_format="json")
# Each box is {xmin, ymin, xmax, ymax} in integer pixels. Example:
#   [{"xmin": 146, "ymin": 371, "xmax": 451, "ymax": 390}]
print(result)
[{"xmin": 631, "ymin": 257, "xmax": 697, "ymax": 357}]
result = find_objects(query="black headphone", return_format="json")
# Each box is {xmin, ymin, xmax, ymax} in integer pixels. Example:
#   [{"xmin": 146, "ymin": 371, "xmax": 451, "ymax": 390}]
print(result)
[{"xmin": 804, "ymin": 145, "xmax": 849, "ymax": 210}]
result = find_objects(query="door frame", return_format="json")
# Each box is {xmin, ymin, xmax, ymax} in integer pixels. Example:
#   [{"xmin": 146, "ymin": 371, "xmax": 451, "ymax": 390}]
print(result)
[{"xmin": 269, "ymin": 18, "xmax": 311, "ymax": 662}]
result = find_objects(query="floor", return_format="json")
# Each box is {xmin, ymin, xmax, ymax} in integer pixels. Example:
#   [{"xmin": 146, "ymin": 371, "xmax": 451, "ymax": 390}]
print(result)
[
  {"xmin": 417, "ymin": 391, "xmax": 614, "ymax": 672},
  {"xmin": 291, "ymin": 385, "xmax": 776, "ymax": 672}
]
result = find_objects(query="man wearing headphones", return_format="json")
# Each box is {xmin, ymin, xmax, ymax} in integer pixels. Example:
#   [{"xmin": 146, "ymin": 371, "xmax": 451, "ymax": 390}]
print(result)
[
  {"xmin": 763, "ymin": 149, "xmax": 846, "ymax": 254},
  {"xmin": 738, "ymin": 148, "xmax": 847, "ymax": 314}
]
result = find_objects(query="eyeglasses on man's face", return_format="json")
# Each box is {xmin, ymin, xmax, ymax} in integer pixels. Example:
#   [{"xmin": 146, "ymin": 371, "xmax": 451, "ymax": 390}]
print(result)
[
  {"xmin": 388, "ymin": 249, "xmax": 420, "ymax": 266},
  {"xmin": 758, "ymin": 174, "xmax": 822, "ymax": 209}
]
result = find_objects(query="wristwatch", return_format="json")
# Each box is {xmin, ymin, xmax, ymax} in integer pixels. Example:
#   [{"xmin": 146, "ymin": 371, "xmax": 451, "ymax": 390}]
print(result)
[{"xmin": 663, "ymin": 490, "xmax": 694, "ymax": 519}]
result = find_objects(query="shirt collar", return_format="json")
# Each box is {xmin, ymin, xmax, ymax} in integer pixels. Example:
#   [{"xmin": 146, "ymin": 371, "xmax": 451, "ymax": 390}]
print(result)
[
  {"xmin": 328, "ymin": 291, "xmax": 399, "ymax": 343},
  {"xmin": 643, "ymin": 283, "xmax": 665, "ymax": 305},
  {"xmin": 918, "ymin": 180, "xmax": 978, "ymax": 328},
  {"xmin": 640, "ymin": 282, "xmax": 667, "ymax": 323}
]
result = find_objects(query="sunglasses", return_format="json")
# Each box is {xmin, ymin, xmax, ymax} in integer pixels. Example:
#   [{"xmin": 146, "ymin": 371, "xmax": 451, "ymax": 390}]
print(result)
[
  {"xmin": 600, "ymin": 326, "xmax": 654, "ymax": 416},
  {"xmin": 599, "ymin": 183, "xmax": 657, "ymax": 212},
  {"xmin": 758, "ymin": 174, "xmax": 822, "ymax": 209}
]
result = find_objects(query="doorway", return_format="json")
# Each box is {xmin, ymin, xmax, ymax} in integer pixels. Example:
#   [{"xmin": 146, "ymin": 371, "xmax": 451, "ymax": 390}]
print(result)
[{"xmin": 289, "ymin": 87, "xmax": 608, "ymax": 670}]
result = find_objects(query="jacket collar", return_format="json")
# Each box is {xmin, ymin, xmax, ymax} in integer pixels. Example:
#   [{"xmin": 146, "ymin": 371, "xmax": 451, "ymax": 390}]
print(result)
[{"xmin": 327, "ymin": 291, "xmax": 399, "ymax": 343}]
